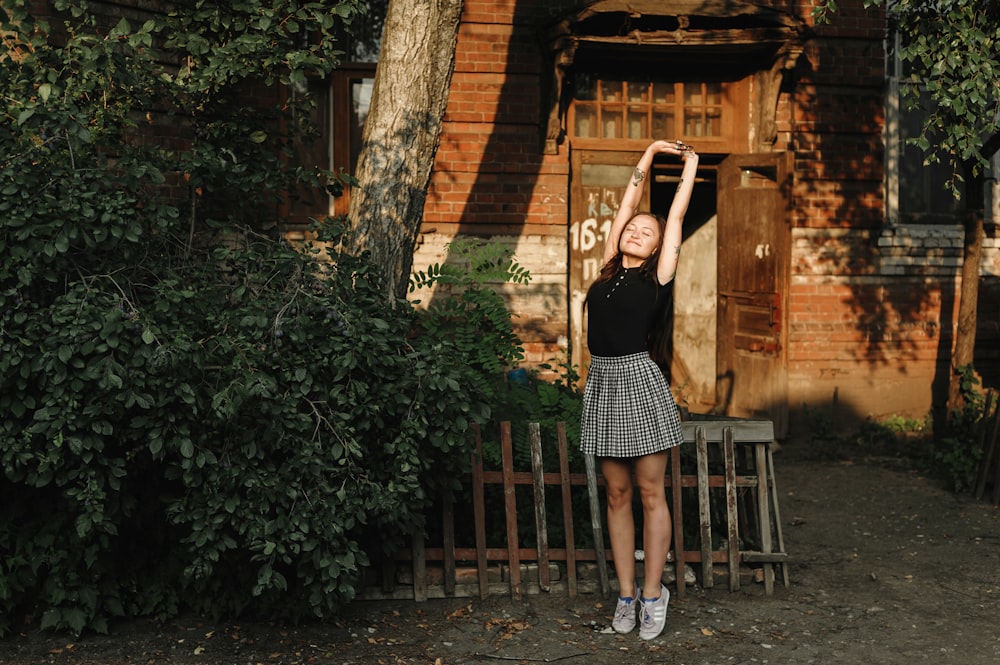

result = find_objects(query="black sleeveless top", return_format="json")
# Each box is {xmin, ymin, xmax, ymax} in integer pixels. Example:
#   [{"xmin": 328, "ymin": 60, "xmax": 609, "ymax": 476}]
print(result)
[{"xmin": 586, "ymin": 267, "xmax": 671, "ymax": 357}]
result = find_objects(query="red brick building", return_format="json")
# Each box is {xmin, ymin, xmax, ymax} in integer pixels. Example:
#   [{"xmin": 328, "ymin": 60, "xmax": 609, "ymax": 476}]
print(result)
[
  {"xmin": 393, "ymin": 0, "xmax": 999, "ymax": 437},
  {"xmin": 33, "ymin": 0, "xmax": 999, "ymax": 437}
]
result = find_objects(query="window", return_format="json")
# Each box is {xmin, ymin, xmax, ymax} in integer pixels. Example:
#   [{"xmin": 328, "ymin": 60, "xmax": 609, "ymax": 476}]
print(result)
[
  {"xmin": 884, "ymin": 28, "xmax": 964, "ymax": 224},
  {"xmin": 569, "ymin": 71, "xmax": 745, "ymax": 151},
  {"xmin": 285, "ymin": 2, "xmax": 384, "ymax": 227}
]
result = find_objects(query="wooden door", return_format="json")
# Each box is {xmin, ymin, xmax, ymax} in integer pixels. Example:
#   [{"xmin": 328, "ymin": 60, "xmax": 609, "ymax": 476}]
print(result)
[
  {"xmin": 568, "ymin": 150, "xmax": 650, "ymax": 381},
  {"xmin": 716, "ymin": 153, "xmax": 792, "ymax": 436}
]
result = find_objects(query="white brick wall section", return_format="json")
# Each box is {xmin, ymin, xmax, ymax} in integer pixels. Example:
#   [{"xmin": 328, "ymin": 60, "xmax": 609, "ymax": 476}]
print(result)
[{"xmin": 794, "ymin": 226, "xmax": 999, "ymax": 277}]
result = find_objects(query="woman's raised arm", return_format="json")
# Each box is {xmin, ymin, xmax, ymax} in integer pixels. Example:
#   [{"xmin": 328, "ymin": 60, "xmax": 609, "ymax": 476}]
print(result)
[{"xmin": 602, "ymin": 140, "xmax": 689, "ymax": 266}]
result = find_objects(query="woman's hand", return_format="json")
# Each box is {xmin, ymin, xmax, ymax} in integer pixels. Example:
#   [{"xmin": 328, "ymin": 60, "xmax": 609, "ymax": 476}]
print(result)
[{"xmin": 649, "ymin": 139, "xmax": 694, "ymax": 158}]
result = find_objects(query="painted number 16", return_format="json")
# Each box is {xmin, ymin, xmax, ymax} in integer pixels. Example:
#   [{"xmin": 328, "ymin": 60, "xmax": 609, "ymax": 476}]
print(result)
[{"xmin": 570, "ymin": 218, "xmax": 611, "ymax": 253}]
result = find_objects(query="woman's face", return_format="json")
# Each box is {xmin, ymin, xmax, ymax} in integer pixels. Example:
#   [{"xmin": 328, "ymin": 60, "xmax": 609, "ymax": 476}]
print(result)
[{"xmin": 619, "ymin": 214, "xmax": 662, "ymax": 260}]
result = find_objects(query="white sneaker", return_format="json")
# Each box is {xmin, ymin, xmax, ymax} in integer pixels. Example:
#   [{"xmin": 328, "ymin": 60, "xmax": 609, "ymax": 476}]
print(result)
[
  {"xmin": 638, "ymin": 585, "xmax": 670, "ymax": 640},
  {"xmin": 611, "ymin": 588, "xmax": 638, "ymax": 634}
]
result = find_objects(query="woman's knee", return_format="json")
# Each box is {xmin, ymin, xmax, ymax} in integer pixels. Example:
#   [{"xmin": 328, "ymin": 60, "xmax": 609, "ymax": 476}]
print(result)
[
  {"xmin": 637, "ymin": 486, "xmax": 667, "ymax": 513},
  {"xmin": 605, "ymin": 484, "xmax": 633, "ymax": 510}
]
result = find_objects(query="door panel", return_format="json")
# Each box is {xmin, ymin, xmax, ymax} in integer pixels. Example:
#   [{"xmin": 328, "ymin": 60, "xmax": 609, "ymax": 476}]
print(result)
[{"xmin": 716, "ymin": 153, "xmax": 791, "ymax": 436}]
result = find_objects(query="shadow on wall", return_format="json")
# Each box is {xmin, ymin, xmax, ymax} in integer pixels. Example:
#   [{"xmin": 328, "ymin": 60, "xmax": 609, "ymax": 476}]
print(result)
[
  {"xmin": 415, "ymin": 0, "xmax": 999, "ymax": 433},
  {"xmin": 416, "ymin": 1, "xmax": 570, "ymax": 368},
  {"xmin": 788, "ymin": 19, "xmax": 999, "ymax": 428}
]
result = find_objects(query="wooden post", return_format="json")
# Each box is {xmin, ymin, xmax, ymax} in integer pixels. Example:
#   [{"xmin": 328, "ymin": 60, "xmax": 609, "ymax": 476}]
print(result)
[
  {"xmin": 696, "ymin": 427, "xmax": 714, "ymax": 588},
  {"xmin": 975, "ymin": 391, "xmax": 999, "ymax": 500},
  {"xmin": 528, "ymin": 423, "xmax": 551, "ymax": 592},
  {"xmin": 724, "ymin": 426, "xmax": 740, "ymax": 591},
  {"xmin": 670, "ymin": 445, "xmax": 685, "ymax": 598},
  {"xmin": 584, "ymin": 453, "xmax": 610, "ymax": 596},
  {"xmin": 754, "ymin": 441, "xmax": 776, "ymax": 595},
  {"xmin": 471, "ymin": 425, "xmax": 489, "ymax": 598},
  {"xmin": 557, "ymin": 423, "xmax": 578, "ymax": 596},
  {"xmin": 500, "ymin": 422, "xmax": 521, "ymax": 599}
]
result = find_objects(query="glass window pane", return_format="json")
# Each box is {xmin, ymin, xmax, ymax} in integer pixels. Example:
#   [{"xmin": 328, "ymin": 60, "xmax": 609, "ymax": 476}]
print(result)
[
  {"xmin": 575, "ymin": 106, "xmax": 597, "ymax": 138},
  {"xmin": 602, "ymin": 112, "xmax": 622, "ymax": 139},
  {"xmin": 350, "ymin": 78, "xmax": 373, "ymax": 174},
  {"xmin": 706, "ymin": 109, "xmax": 721, "ymax": 136},
  {"xmin": 652, "ymin": 82, "xmax": 675, "ymax": 104},
  {"xmin": 345, "ymin": 0, "xmax": 386, "ymax": 63},
  {"xmin": 569, "ymin": 74, "xmax": 728, "ymax": 141},
  {"xmin": 684, "ymin": 110, "xmax": 703, "ymax": 137},
  {"xmin": 626, "ymin": 108, "xmax": 646, "ymax": 138},
  {"xmin": 706, "ymin": 82, "xmax": 722, "ymax": 105},
  {"xmin": 683, "ymin": 82, "xmax": 702, "ymax": 106},
  {"xmin": 601, "ymin": 80, "xmax": 622, "ymax": 102},
  {"xmin": 627, "ymin": 82, "xmax": 648, "ymax": 103},
  {"xmin": 652, "ymin": 111, "xmax": 674, "ymax": 137}
]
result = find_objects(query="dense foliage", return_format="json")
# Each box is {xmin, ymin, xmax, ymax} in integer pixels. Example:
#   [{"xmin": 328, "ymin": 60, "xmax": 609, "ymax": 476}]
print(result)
[
  {"xmin": 815, "ymin": 0, "xmax": 1000, "ymax": 193},
  {"xmin": 0, "ymin": 0, "xmax": 545, "ymax": 637}
]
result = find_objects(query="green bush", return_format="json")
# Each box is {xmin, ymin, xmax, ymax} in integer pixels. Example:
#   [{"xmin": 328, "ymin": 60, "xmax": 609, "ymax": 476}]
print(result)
[
  {"xmin": 934, "ymin": 365, "xmax": 987, "ymax": 493},
  {"xmin": 0, "ymin": 214, "xmax": 534, "ymax": 634},
  {"xmin": 1, "ymin": 0, "xmax": 534, "ymax": 637}
]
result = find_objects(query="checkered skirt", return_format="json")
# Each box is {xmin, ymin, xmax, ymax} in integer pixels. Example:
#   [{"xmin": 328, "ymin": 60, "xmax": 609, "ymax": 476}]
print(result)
[{"xmin": 580, "ymin": 352, "xmax": 683, "ymax": 458}]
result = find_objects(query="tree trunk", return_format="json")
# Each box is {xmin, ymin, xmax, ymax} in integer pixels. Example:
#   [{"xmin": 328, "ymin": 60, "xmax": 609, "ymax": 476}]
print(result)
[
  {"xmin": 946, "ymin": 209, "xmax": 984, "ymax": 415},
  {"xmin": 346, "ymin": 0, "xmax": 464, "ymax": 300}
]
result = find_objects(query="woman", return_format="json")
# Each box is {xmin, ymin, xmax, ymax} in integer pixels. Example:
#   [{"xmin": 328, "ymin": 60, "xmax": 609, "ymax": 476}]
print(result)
[{"xmin": 580, "ymin": 139, "xmax": 698, "ymax": 641}]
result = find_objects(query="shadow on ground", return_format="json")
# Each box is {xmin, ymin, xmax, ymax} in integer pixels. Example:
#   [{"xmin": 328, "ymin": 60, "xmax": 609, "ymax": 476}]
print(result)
[{"xmin": 3, "ymin": 438, "xmax": 1000, "ymax": 665}]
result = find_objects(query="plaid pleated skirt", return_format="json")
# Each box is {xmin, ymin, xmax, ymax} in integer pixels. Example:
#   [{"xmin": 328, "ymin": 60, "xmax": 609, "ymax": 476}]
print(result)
[{"xmin": 580, "ymin": 352, "xmax": 683, "ymax": 458}]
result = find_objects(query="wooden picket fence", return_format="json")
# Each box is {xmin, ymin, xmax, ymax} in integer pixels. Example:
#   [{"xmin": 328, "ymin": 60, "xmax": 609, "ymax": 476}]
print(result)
[{"xmin": 362, "ymin": 418, "xmax": 789, "ymax": 601}]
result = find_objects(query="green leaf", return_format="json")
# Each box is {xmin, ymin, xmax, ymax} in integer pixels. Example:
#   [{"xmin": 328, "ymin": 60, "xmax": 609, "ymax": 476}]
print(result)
[{"xmin": 16, "ymin": 107, "xmax": 35, "ymax": 126}]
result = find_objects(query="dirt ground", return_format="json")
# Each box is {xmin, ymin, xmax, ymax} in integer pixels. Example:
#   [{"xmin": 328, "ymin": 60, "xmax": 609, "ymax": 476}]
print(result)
[{"xmin": 3, "ymin": 438, "xmax": 1000, "ymax": 665}]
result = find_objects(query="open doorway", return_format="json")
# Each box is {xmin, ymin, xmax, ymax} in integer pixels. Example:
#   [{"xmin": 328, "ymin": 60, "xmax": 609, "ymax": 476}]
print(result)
[{"xmin": 568, "ymin": 150, "xmax": 720, "ymax": 414}]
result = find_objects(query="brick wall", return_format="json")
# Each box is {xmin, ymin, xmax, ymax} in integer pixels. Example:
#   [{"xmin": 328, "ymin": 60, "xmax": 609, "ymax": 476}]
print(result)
[
  {"xmin": 413, "ymin": 2, "xmax": 571, "ymax": 368},
  {"xmin": 412, "ymin": 0, "xmax": 1000, "ymax": 428},
  {"xmin": 785, "ymin": 1, "xmax": 999, "ymax": 427}
]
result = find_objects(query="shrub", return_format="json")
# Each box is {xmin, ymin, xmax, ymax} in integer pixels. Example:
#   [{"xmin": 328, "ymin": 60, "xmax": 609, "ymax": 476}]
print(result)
[
  {"xmin": 0, "ymin": 215, "xmax": 535, "ymax": 634},
  {"xmin": 1, "ymin": 0, "xmax": 531, "ymax": 636},
  {"xmin": 934, "ymin": 365, "xmax": 987, "ymax": 493}
]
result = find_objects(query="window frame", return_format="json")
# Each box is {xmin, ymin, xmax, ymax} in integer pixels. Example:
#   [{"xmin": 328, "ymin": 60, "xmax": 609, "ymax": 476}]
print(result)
[
  {"xmin": 883, "ymin": 27, "xmax": 967, "ymax": 226},
  {"xmin": 568, "ymin": 73, "xmax": 749, "ymax": 153}
]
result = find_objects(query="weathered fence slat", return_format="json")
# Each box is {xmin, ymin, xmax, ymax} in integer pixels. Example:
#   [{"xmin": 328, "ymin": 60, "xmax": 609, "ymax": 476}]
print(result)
[
  {"xmin": 723, "ymin": 426, "xmax": 740, "ymax": 592},
  {"xmin": 528, "ymin": 423, "xmax": 551, "ymax": 592},
  {"xmin": 557, "ymin": 423, "xmax": 578, "ymax": 597},
  {"xmin": 696, "ymin": 427, "xmax": 713, "ymax": 589},
  {"xmin": 471, "ymin": 429, "xmax": 489, "ymax": 599},
  {"xmin": 584, "ymin": 453, "xmax": 610, "ymax": 596},
  {"xmin": 670, "ymin": 445, "xmax": 685, "ymax": 597},
  {"xmin": 767, "ymin": 444, "xmax": 791, "ymax": 588},
  {"xmin": 443, "ymin": 497, "xmax": 456, "ymax": 596},
  {"xmin": 500, "ymin": 422, "xmax": 521, "ymax": 599},
  {"xmin": 755, "ymin": 441, "xmax": 776, "ymax": 595},
  {"xmin": 411, "ymin": 531, "xmax": 427, "ymax": 602}
]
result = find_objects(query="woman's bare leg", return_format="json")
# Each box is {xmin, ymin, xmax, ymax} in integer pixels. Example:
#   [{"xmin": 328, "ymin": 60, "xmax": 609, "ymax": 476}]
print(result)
[
  {"xmin": 601, "ymin": 456, "xmax": 637, "ymax": 596},
  {"xmin": 634, "ymin": 450, "xmax": 671, "ymax": 599}
]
